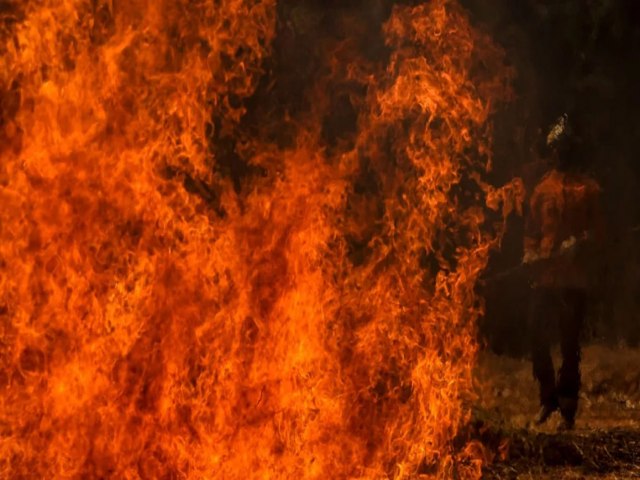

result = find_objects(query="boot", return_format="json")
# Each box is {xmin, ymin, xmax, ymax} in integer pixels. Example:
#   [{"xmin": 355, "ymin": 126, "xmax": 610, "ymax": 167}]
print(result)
[
  {"xmin": 558, "ymin": 416, "xmax": 575, "ymax": 431},
  {"xmin": 535, "ymin": 399, "xmax": 559, "ymax": 425},
  {"xmin": 558, "ymin": 396, "xmax": 577, "ymax": 430}
]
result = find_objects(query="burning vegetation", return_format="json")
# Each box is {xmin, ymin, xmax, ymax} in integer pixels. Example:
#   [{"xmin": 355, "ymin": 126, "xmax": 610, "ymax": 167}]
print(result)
[{"xmin": 0, "ymin": 1, "xmax": 521, "ymax": 478}]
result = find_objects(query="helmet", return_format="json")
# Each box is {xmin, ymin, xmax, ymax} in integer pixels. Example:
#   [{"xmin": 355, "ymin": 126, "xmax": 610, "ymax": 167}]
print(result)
[
  {"xmin": 546, "ymin": 113, "xmax": 570, "ymax": 148},
  {"xmin": 545, "ymin": 112, "xmax": 586, "ymax": 172}
]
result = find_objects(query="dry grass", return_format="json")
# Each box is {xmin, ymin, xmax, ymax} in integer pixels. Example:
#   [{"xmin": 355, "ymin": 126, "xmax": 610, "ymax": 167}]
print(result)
[{"xmin": 474, "ymin": 344, "xmax": 640, "ymax": 479}]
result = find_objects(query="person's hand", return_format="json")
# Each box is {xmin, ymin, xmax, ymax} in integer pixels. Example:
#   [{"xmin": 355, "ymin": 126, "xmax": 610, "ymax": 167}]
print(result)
[
  {"xmin": 523, "ymin": 250, "xmax": 539, "ymax": 264},
  {"xmin": 560, "ymin": 235, "xmax": 577, "ymax": 251}
]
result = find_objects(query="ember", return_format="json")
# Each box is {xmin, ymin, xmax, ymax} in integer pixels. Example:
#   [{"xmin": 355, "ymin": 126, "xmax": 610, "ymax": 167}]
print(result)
[{"xmin": 1, "ymin": 1, "xmax": 517, "ymax": 478}]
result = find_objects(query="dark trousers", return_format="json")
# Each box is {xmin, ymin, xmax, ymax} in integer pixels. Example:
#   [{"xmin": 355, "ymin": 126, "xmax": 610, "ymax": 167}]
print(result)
[{"xmin": 529, "ymin": 287, "xmax": 586, "ymax": 419}]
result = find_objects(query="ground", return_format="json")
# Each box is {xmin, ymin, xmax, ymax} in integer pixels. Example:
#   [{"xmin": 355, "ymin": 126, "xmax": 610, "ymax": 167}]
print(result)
[{"xmin": 474, "ymin": 344, "xmax": 640, "ymax": 479}]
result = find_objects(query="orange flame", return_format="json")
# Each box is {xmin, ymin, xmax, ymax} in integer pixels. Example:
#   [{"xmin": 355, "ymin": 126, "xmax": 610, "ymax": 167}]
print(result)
[{"xmin": 1, "ymin": 0, "xmax": 516, "ymax": 478}]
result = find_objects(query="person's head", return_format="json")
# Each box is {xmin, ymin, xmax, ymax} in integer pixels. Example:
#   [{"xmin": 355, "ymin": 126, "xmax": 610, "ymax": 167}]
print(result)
[{"xmin": 543, "ymin": 113, "xmax": 585, "ymax": 172}]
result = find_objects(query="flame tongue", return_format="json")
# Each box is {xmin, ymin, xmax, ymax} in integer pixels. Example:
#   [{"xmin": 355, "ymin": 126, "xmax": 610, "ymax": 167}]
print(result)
[{"xmin": 0, "ymin": 1, "xmax": 514, "ymax": 478}]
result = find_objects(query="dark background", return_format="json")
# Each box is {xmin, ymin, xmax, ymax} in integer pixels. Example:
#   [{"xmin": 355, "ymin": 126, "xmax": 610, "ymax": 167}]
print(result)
[{"xmin": 466, "ymin": 0, "xmax": 640, "ymax": 355}]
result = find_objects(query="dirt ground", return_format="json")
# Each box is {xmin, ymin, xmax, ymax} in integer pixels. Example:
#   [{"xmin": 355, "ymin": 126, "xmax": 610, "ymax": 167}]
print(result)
[{"xmin": 474, "ymin": 344, "xmax": 640, "ymax": 479}]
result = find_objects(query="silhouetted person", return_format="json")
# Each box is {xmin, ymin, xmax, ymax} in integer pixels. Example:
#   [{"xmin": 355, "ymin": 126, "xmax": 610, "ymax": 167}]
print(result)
[{"xmin": 523, "ymin": 114, "xmax": 603, "ymax": 430}]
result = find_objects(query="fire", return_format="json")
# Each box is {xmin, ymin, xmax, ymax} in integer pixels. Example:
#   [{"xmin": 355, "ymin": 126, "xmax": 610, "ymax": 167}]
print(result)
[{"xmin": 1, "ymin": 0, "xmax": 517, "ymax": 478}]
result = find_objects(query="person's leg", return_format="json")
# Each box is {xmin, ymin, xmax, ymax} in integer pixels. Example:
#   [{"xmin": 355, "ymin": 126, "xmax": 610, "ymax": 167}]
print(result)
[
  {"xmin": 557, "ymin": 288, "xmax": 587, "ymax": 428},
  {"xmin": 529, "ymin": 287, "xmax": 558, "ymax": 421}
]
